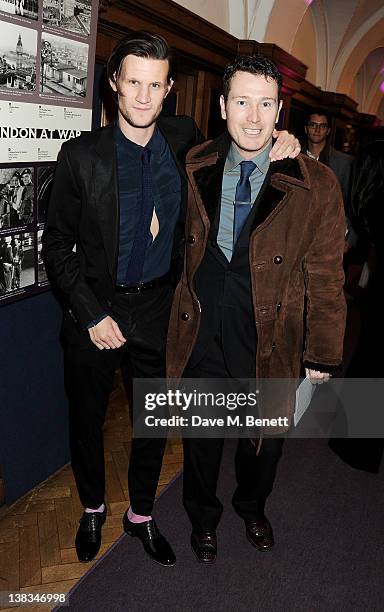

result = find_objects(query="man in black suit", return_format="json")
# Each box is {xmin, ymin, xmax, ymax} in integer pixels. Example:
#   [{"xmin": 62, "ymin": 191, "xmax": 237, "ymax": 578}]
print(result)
[
  {"xmin": 304, "ymin": 108, "xmax": 353, "ymax": 209},
  {"xmin": 43, "ymin": 31, "xmax": 300, "ymax": 566}
]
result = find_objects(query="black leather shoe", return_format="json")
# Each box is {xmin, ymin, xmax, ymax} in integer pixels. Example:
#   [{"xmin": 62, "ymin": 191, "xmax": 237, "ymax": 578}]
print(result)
[
  {"xmin": 75, "ymin": 508, "xmax": 107, "ymax": 562},
  {"xmin": 245, "ymin": 516, "xmax": 274, "ymax": 552},
  {"xmin": 123, "ymin": 513, "xmax": 176, "ymax": 566},
  {"xmin": 191, "ymin": 531, "xmax": 217, "ymax": 563}
]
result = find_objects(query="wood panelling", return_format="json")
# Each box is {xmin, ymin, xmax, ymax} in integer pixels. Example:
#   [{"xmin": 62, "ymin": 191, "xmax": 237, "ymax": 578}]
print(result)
[
  {"xmin": 94, "ymin": 0, "xmax": 373, "ymax": 143},
  {"xmin": 97, "ymin": 0, "xmax": 236, "ymax": 68}
]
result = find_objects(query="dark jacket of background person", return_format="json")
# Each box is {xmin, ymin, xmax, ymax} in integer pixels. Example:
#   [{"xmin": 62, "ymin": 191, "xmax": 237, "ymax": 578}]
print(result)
[
  {"xmin": 348, "ymin": 139, "xmax": 384, "ymax": 375},
  {"xmin": 318, "ymin": 142, "xmax": 354, "ymax": 212},
  {"xmin": 329, "ymin": 139, "xmax": 384, "ymax": 473}
]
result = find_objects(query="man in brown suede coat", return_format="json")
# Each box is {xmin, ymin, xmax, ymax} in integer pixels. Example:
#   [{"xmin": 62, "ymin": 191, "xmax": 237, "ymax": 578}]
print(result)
[{"xmin": 166, "ymin": 55, "xmax": 346, "ymax": 562}]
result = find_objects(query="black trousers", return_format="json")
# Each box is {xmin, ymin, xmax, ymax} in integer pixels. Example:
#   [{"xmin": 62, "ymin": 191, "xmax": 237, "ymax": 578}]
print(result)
[
  {"xmin": 183, "ymin": 335, "xmax": 284, "ymax": 532},
  {"xmin": 65, "ymin": 284, "xmax": 173, "ymax": 514}
]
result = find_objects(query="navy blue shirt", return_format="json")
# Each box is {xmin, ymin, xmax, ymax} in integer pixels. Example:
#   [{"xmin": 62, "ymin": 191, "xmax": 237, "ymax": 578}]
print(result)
[{"xmin": 115, "ymin": 124, "xmax": 181, "ymax": 284}]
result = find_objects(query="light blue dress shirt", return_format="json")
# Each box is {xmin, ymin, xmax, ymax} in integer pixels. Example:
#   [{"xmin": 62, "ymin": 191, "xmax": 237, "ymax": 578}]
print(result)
[{"xmin": 217, "ymin": 142, "xmax": 271, "ymax": 261}]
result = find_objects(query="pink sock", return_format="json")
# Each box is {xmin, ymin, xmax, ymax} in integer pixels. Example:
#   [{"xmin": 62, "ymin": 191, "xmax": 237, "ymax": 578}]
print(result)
[
  {"xmin": 85, "ymin": 503, "xmax": 105, "ymax": 513},
  {"xmin": 127, "ymin": 506, "xmax": 152, "ymax": 523}
]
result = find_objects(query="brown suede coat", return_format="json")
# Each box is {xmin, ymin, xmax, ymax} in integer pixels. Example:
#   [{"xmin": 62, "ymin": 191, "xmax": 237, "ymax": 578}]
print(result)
[{"xmin": 166, "ymin": 133, "xmax": 347, "ymax": 430}]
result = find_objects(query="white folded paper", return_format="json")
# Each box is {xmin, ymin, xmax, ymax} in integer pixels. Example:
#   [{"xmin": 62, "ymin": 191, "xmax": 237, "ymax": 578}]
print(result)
[{"xmin": 294, "ymin": 377, "xmax": 316, "ymax": 426}]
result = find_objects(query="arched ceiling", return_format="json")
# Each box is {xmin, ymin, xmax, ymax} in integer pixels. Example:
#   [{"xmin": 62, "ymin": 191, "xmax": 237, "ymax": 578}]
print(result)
[
  {"xmin": 172, "ymin": 0, "xmax": 384, "ymax": 120},
  {"xmin": 247, "ymin": 0, "xmax": 384, "ymax": 119}
]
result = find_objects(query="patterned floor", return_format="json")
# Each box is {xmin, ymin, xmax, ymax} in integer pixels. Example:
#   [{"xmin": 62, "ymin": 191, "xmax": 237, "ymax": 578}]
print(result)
[{"xmin": 0, "ymin": 372, "xmax": 183, "ymax": 611}]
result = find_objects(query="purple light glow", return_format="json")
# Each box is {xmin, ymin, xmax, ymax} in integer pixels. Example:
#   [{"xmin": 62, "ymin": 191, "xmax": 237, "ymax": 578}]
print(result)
[
  {"xmin": 380, "ymin": 81, "xmax": 384, "ymax": 93},
  {"xmin": 304, "ymin": 0, "xmax": 313, "ymax": 5}
]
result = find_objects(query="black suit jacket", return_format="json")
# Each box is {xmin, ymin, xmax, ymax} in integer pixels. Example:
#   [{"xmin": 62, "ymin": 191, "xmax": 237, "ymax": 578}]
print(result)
[
  {"xmin": 303, "ymin": 143, "xmax": 354, "ymax": 208},
  {"xmin": 42, "ymin": 116, "xmax": 203, "ymax": 335}
]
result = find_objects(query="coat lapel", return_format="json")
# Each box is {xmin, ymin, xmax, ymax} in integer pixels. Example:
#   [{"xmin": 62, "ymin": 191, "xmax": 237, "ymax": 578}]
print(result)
[
  {"xmin": 192, "ymin": 158, "xmax": 226, "ymax": 226},
  {"xmin": 249, "ymin": 155, "xmax": 311, "ymax": 232},
  {"xmin": 187, "ymin": 136, "xmax": 311, "ymax": 237},
  {"xmin": 249, "ymin": 170, "xmax": 286, "ymax": 233},
  {"xmin": 187, "ymin": 132, "xmax": 230, "ymax": 226},
  {"xmin": 91, "ymin": 124, "xmax": 119, "ymax": 279}
]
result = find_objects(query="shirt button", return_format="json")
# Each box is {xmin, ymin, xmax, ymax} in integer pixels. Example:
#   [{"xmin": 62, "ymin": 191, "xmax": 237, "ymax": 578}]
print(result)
[
  {"xmin": 276, "ymin": 302, "xmax": 282, "ymax": 311},
  {"xmin": 181, "ymin": 312, "xmax": 190, "ymax": 321},
  {"xmin": 273, "ymin": 255, "xmax": 283, "ymax": 265},
  {"xmin": 187, "ymin": 235, "xmax": 196, "ymax": 244}
]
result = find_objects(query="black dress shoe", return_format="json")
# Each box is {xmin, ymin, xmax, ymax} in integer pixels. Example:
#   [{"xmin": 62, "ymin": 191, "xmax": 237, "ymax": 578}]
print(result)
[
  {"xmin": 191, "ymin": 531, "xmax": 217, "ymax": 563},
  {"xmin": 123, "ymin": 513, "xmax": 176, "ymax": 566},
  {"xmin": 75, "ymin": 508, "xmax": 107, "ymax": 563},
  {"xmin": 245, "ymin": 516, "xmax": 274, "ymax": 552}
]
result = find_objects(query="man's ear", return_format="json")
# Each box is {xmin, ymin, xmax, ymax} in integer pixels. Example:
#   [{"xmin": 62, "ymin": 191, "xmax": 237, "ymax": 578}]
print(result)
[
  {"xmin": 219, "ymin": 94, "xmax": 227, "ymax": 120},
  {"xmin": 109, "ymin": 75, "xmax": 118, "ymax": 93},
  {"xmin": 275, "ymin": 99, "xmax": 283, "ymax": 124},
  {"xmin": 164, "ymin": 78, "xmax": 174, "ymax": 98}
]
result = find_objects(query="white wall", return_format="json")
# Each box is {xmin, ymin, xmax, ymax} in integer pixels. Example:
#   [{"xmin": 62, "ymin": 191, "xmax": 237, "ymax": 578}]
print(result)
[{"xmin": 172, "ymin": 0, "xmax": 230, "ymax": 33}]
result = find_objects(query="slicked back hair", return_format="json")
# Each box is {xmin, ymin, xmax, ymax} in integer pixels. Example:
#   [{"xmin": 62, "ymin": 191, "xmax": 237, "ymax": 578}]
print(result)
[
  {"xmin": 223, "ymin": 55, "xmax": 282, "ymax": 101},
  {"xmin": 107, "ymin": 30, "xmax": 173, "ymax": 85},
  {"xmin": 307, "ymin": 108, "xmax": 332, "ymax": 127}
]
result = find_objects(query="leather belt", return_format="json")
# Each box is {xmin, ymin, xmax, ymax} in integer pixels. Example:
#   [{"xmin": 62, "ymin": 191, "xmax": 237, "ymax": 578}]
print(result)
[{"xmin": 115, "ymin": 272, "xmax": 171, "ymax": 294}]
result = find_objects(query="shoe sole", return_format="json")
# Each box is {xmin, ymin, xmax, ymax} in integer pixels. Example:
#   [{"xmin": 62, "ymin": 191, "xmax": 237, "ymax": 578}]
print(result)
[
  {"xmin": 246, "ymin": 530, "xmax": 274, "ymax": 552},
  {"xmin": 77, "ymin": 555, "xmax": 98, "ymax": 563}
]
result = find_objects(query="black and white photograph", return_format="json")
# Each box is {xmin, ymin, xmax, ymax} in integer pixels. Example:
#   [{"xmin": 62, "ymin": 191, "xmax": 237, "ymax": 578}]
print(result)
[
  {"xmin": 0, "ymin": 21, "xmax": 37, "ymax": 92},
  {"xmin": 0, "ymin": 231, "xmax": 34, "ymax": 296},
  {"xmin": 40, "ymin": 32, "xmax": 88, "ymax": 98},
  {"xmin": 37, "ymin": 228, "xmax": 48, "ymax": 284},
  {"xmin": 37, "ymin": 164, "xmax": 54, "ymax": 224},
  {"xmin": 43, "ymin": 0, "xmax": 92, "ymax": 37},
  {"xmin": 0, "ymin": 166, "xmax": 34, "ymax": 230},
  {"xmin": 0, "ymin": 0, "xmax": 38, "ymax": 21}
]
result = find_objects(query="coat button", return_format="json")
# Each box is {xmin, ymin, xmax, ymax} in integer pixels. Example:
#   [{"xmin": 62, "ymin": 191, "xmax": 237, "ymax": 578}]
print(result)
[
  {"xmin": 273, "ymin": 255, "xmax": 283, "ymax": 264},
  {"xmin": 187, "ymin": 235, "xmax": 196, "ymax": 244},
  {"xmin": 276, "ymin": 301, "xmax": 281, "ymax": 311},
  {"xmin": 272, "ymin": 342, "xmax": 276, "ymax": 351},
  {"xmin": 181, "ymin": 312, "xmax": 190, "ymax": 321}
]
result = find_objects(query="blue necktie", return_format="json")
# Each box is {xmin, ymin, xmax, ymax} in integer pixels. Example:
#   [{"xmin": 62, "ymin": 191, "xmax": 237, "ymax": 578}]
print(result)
[
  {"xmin": 125, "ymin": 148, "xmax": 153, "ymax": 285},
  {"xmin": 233, "ymin": 160, "xmax": 256, "ymax": 245}
]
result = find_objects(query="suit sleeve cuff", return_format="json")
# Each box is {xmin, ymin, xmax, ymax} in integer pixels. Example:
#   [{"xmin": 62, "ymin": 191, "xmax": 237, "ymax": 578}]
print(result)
[
  {"xmin": 303, "ymin": 361, "xmax": 343, "ymax": 376},
  {"xmin": 85, "ymin": 313, "xmax": 108, "ymax": 330}
]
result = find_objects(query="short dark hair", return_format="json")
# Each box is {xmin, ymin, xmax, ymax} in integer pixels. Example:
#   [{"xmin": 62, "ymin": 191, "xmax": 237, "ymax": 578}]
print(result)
[
  {"xmin": 223, "ymin": 55, "xmax": 282, "ymax": 101},
  {"xmin": 307, "ymin": 108, "xmax": 332, "ymax": 127},
  {"xmin": 107, "ymin": 30, "xmax": 173, "ymax": 85}
]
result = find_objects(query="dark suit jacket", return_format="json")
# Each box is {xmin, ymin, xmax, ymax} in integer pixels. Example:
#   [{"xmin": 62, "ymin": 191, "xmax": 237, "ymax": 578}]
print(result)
[
  {"xmin": 303, "ymin": 143, "xmax": 354, "ymax": 208},
  {"xmin": 42, "ymin": 116, "xmax": 203, "ymax": 337}
]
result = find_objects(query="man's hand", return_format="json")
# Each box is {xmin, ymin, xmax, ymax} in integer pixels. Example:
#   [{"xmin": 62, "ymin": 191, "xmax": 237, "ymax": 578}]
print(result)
[
  {"xmin": 270, "ymin": 129, "xmax": 301, "ymax": 162},
  {"xmin": 88, "ymin": 316, "xmax": 126, "ymax": 350},
  {"xmin": 305, "ymin": 368, "xmax": 331, "ymax": 384}
]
